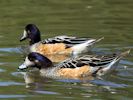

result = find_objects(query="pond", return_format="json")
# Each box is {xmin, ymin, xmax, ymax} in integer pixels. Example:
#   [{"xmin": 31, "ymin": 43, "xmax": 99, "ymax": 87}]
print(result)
[{"xmin": 0, "ymin": 0, "xmax": 132, "ymax": 100}]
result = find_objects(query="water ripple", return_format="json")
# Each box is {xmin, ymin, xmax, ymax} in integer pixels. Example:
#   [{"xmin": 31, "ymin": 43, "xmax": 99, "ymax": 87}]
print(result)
[
  {"xmin": 0, "ymin": 68, "xmax": 5, "ymax": 72},
  {"xmin": 90, "ymin": 79, "xmax": 128, "ymax": 88},
  {"xmin": 0, "ymin": 47, "xmax": 21, "ymax": 53},
  {"xmin": 0, "ymin": 81, "xmax": 24, "ymax": 86},
  {"xmin": 0, "ymin": 95, "xmax": 28, "ymax": 99},
  {"xmin": 120, "ymin": 60, "xmax": 133, "ymax": 65},
  {"xmin": 11, "ymin": 72, "xmax": 24, "ymax": 78},
  {"xmin": 34, "ymin": 90, "xmax": 60, "ymax": 95}
]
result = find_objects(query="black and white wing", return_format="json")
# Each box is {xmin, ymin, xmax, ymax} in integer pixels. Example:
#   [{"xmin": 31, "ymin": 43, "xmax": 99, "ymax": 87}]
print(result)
[
  {"xmin": 41, "ymin": 35, "xmax": 95, "ymax": 46},
  {"xmin": 57, "ymin": 50, "xmax": 130, "ymax": 76},
  {"xmin": 57, "ymin": 54, "xmax": 117, "ymax": 69}
]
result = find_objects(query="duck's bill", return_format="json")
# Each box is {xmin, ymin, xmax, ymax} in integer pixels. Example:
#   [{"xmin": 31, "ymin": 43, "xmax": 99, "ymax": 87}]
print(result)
[
  {"xmin": 20, "ymin": 30, "xmax": 28, "ymax": 42},
  {"xmin": 20, "ymin": 37, "xmax": 27, "ymax": 42},
  {"xmin": 18, "ymin": 63, "xmax": 28, "ymax": 70}
]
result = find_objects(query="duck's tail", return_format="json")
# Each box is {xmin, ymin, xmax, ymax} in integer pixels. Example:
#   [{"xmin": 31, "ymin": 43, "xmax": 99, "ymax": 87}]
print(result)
[
  {"xmin": 97, "ymin": 49, "xmax": 130, "ymax": 76},
  {"xmin": 91, "ymin": 37, "xmax": 104, "ymax": 45},
  {"xmin": 84, "ymin": 37, "xmax": 104, "ymax": 47},
  {"xmin": 72, "ymin": 37, "xmax": 104, "ymax": 55}
]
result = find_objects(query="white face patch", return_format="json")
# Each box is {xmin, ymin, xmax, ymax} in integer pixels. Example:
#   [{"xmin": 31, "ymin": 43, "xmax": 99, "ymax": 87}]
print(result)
[
  {"xmin": 20, "ymin": 30, "xmax": 28, "ymax": 40},
  {"xmin": 19, "ymin": 57, "xmax": 35, "ymax": 70},
  {"xmin": 23, "ymin": 30, "xmax": 28, "ymax": 37},
  {"xmin": 25, "ymin": 57, "xmax": 34, "ymax": 66}
]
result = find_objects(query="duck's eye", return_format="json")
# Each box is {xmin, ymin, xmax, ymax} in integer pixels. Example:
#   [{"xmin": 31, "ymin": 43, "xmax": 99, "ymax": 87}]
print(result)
[
  {"xmin": 27, "ymin": 30, "xmax": 31, "ymax": 35},
  {"xmin": 28, "ymin": 57, "xmax": 34, "ymax": 61}
]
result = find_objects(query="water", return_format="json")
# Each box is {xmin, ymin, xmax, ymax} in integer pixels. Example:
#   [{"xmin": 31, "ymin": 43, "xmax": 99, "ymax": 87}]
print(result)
[{"xmin": 0, "ymin": 0, "xmax": 133, "ymax": 99}]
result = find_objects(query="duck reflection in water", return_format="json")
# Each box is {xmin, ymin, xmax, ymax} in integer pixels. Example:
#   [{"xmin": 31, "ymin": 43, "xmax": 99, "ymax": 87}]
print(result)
[{"xmin": 20, "ymin": 71, "xmax": 95, "ymax": 89}]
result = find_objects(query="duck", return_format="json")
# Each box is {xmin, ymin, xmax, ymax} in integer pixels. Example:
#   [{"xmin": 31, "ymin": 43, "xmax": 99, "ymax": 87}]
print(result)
[
  {"xmin": 18, "ymin": 50, "xmax": 130, "ymax": 79},
  {"xmin": 20, "ymin": 24, "xmax": 104, "ymax": 56}
]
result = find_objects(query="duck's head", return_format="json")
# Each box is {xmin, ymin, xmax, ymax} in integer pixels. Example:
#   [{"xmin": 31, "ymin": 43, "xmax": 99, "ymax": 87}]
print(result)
[
  {"xmin": 18, "ymin": 52, "xmax": 53, "ymax": 70},
  {"xmin": 20, "ymin": 24, "xmax": 41, "ymax": 45}
]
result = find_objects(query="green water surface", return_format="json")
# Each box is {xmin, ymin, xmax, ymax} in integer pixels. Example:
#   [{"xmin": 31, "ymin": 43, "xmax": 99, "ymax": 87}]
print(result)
[{"xmin": 0, "ymin": 0, "xmax": 133, "ymax": 100}]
